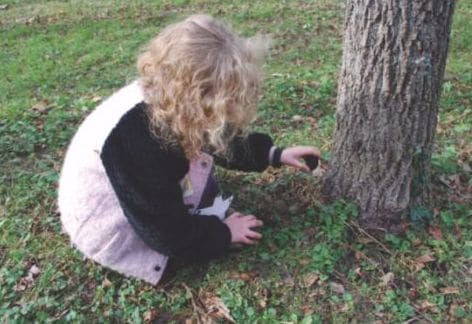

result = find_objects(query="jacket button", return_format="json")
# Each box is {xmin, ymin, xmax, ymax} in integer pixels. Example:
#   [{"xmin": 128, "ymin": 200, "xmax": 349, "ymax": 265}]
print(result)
[
  {"xmin": 201, "ymin": 161, "xmax": 208, "ymax": 168},
  {"xmin": 154, "ymin": 265, "xmax": 161, "ymax": 272}
]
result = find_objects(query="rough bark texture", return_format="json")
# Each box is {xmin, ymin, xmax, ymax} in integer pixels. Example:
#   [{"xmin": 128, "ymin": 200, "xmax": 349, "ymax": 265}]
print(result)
[{"xmin": 323, "ymin": 0, "xmax": 455, "ymax": 229}]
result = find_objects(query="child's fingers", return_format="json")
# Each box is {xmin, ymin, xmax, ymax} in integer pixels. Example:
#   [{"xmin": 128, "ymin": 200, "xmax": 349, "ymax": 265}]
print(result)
[
  {"xmin": 289, "ymin": 158, "xmax": 310, "ymax": 172},
  {"xmin": 298, "ymin": 163, "xmax": 310, "ymax": 173},
  {"xmin": 300, "ymin": 146, "xmax": 320, "ymax": 157},
  {"xmin": 228, "ymin": 211, "xmax": 243, "ymax": 219},
  {"xmin": 247, "ymin": 218, "xmax": 263, "ymax": 228},
  {"xmin": 246, "ymin": 230, "xmax": 262, "ymax": 240},
  {"xmin": 245, "ymin": 215, "xmax": 256, "ymax": 221},
  {"xmin": 240, "ymin": 236, "xmax": 257, "ymax": 245}
]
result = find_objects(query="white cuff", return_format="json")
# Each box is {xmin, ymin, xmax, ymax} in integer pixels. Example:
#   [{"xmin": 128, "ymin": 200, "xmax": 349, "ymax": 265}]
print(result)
[{"xmin": 268, "ymin": 146, "xmax": 277, "ymax": 165}]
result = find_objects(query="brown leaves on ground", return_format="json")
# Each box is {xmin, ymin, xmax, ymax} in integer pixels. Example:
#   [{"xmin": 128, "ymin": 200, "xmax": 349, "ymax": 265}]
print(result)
[
  {"xmin": 90, "ymin": 95, "xmax": 102, "ymax": 103},
  {"xmin": 182, "ymin": 284, "xmax": 235, "ymax": 324},
  {"xmin": 101, "ymin": 276, "xmax": 113, "ymax": 288},
  {"xmin": 381, "ymin": 272, "xmax": 394, "ymax": 286},
  {"xmin": 31, "ymin": 100, "xmax": 52, "ymax": 114},
  {"xmin": 143, "ymin": 309, "xmax": 158, "ymax": 324},
  {"xmin": 257, "ymin": 288, "xmax": 269, "ymax": 309},
  {"xmin": 438, "ymin": 171, "xmax": 472, "ymax": 204},
  {"xmin": 329, "ymin": 282, "xmax": 345, "ymax": 294},
  {"xmin": 415, "ymin": 300, "xmax": 439, "ymax": 313},
  {"xmin": 298, "ymin": 257, "xmax": 311, "ymax": 266},
  {"xmin": 200, "ymin": 292, "xmax": 235, "ymax": 323},
  {"xmin": 301, "ymin": 273, "xmax": 320, "ymax": 288},
  {"xmin": 428, "ymin": 225, "xmax": 444, "ymax": 240},
  {"xmin": 411, "ymin": 253, "xmax": 436, "ymax": 272},
  {"xmin": 228, "ymin": 271, "xmax": 256, "ymax": 282},
  {"xmin": 14, "ymin": 264, "xmax": 41, "ymax": 291},
  {"xmin": 439, "ymin": 286, "xmax": 460, "ymax": 295}
]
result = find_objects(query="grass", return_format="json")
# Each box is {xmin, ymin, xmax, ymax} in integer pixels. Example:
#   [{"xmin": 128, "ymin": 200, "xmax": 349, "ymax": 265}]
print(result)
[{"xmin": 1, "ymin": 0, "xmax": 471, "ymax": 322}]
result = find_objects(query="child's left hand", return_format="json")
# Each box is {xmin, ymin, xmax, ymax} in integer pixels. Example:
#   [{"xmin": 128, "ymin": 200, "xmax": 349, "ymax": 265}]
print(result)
[{"xmin": 280, "ymin": 146, "xmax": 321, "ymax": 173}]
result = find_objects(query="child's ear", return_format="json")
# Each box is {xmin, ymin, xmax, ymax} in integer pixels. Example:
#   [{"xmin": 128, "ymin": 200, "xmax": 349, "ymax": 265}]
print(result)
[{"xmin": 244, "ymin": 34, "xmax": 272, "ymax": 64}]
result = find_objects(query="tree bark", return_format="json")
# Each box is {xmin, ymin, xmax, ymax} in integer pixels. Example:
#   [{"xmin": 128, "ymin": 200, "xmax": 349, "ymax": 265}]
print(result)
[{"xmin": 322, "ymin": 0, "xmax": 455, "ymax": 230}]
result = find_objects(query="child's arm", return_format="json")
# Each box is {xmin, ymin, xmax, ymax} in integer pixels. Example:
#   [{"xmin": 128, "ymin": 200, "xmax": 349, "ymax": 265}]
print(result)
[
  {"xmin": 212, "ymin": 132, "xmax": 278, "ymax": 172},
  {"xmin": 212, "ymin": 133, "xmax": 321, "ymax": 173}
]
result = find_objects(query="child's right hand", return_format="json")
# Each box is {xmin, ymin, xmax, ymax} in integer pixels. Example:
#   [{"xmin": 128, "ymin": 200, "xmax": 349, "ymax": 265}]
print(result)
[{"xmin": 224, "ymin": 212, "xmax": 263, "ymax": 245}]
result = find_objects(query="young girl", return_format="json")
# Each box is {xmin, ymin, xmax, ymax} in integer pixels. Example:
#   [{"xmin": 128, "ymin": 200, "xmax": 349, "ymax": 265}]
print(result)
[{"xmin": 58, "ymin": 15, "xmax": 320, "ymax": 285}]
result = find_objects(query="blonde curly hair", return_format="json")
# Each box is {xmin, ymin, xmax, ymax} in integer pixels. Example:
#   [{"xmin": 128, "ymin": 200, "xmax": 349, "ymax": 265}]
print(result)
[{"xmin": 137, "ymin": 15, "xmax": 270, "ymax": 159}]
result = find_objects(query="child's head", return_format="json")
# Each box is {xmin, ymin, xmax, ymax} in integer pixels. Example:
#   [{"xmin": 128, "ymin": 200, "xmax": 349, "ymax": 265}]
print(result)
[{"xmin": 137, "ymin": 15, "xmax": 270, "ymax": 159}]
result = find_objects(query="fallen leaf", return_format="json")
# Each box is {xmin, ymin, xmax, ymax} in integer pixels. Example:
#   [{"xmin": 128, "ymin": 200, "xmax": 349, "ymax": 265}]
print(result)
[
  {"xmin": 102, "ymin": 277, "xmax": 113, "ymax": 287},
  {"xmin": 358, "ymin": 237, "xmax": 375, "ymax": 244},
  {"xmin": 302, "ymin": 305, "xmax": 314, "ymax": 315},
  {"xmin": 355, "ymin": 267, "xmax": 363, "ymax": 277},
  {"xmin": 311, "ymin": 167, "xmax": 325, "ymax": 177},
  {"xmin": 330, "ymin": 282, "xmax": 345, "ymax": 294},
  {"xmin": 35, "ymin": 119, "xmax": 44, "ymax": 131},
  {"xmin": 381, "ymin": 272, "xmax": 394, "ymax": 286},
  {"xmin": 416, "ymin": 300, "xmax": 438, "ymax": 313},
  {"xmin": 399, "ymin": 221, "xmax": 410, "ymax": 231},
  {"xmin": 229, "ymin": 272, "xmax": 253, "ymax": 282},
  {"xmin": 14, "ymin": 264, "xmax": 41, "ymax": 291},
  {"xmin": 200, "ymin": 294, "xmax": 235, "ymax": 323},
  {"xmin": 440, "ymin": 287, "xmax": 459, "ymax": 295},
  {"xmin": 281, "ymin": 266, "xmax": 295, "ymax": 287},
  {"xmin": 143, "ymin": 310, "xmax": 158, "ymax": 324},
  {"xmin": 291, "ymin": 115, "xmax": 303, "ymax": 123},
  {"xmin": 448, "ymin": 304, "xmax": 459, "ymax": 319},
  {"xmin": 355, "ymin": 251, "xmax": 367, "ymax": 260},
  {"xmin": 299, "ymin": 258, "xmax": 310, "ymax": 266},
  {"xmin": 454, "ymin": 224, "xmax": 462, "ymax": 238},
  {"xmin": 414, "ymin": 254, "xmax": 436, "ymax": 264},
  {"xmin": 412, "ymin": 253, "xmax": 436, "ymax": 271},
  {"xmin": 14, "ymin": 278, "xmax": 28, "ymax": 292},
  {"xmin": 258, "ymin": 288, "xmax": 269, "ymax": 308},
  {"xmin": 27, "ymin": 16, "xmax": 39, "ymax": 24},
  {"xmin": 461, "ymin": 161, "xmax": 471, "ymax": 173},
  {"xmin": 408, "ymin": 288, "xmax": 418, "ymax": 299},
  {"xmin": 91, "ymin": 96, "xmax": 102, "ymax": 103},
  {"xmin": 31, "ymin": 100, "xmax": 50, "ymax": 114},
  {"xmin": 283, "ymin": 275, "xmax": 295, "ymax": 287},
  {"xmin": 339, "ymin": 303, "xmax": 349, "ymax": 312},
  {"xmin": 302, "ymin": 273, "xmax": 319, "ymax": 288},
  {"xmin": 412, "ymin": 239, "xmax": 422, "ymax": 246},
  {"xmin": 428, "ymin": 226, "xmax": 443, "ymax": 240}
]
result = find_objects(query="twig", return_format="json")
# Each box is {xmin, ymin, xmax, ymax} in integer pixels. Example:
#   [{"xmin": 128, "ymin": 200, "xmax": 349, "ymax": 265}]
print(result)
[
  {"xmin": 53, "ymin": 308, "xmax": 70, "ymax": 321},
  {"xmin": 348, "ymin": 220, "xmax": 414, "ymax": 270},
  {"xmin": 347, "ymin": 221, "xmax": 393, "ymax": 256},
  {"xmin": 182, "ymin": 283, "xmax": 206, "ymax": 324},
  {"xmin": 403, "ymin": 313, "xmax": 433, "ymax": 324}
]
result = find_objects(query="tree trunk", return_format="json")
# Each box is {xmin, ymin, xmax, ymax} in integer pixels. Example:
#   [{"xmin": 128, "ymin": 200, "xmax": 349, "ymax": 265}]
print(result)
[{"xmin": 322, "ymin": 0, "xmax": 455, "ymax": 230}]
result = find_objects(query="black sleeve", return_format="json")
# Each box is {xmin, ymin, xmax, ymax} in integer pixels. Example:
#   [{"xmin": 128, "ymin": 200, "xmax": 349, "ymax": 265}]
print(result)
[
  {"xmin": 213, "ymin": 132, "xmax": 275, "ymax": 172},
  {"xmin": 100, "ymin": 108, "xmax": 231, "ymax": 262}
]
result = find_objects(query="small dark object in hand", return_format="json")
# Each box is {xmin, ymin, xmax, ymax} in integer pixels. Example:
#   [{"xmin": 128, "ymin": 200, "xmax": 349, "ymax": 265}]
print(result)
[{"xmin": 303, "ymin": 155, "xmax": 318, "ymax": 171}]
